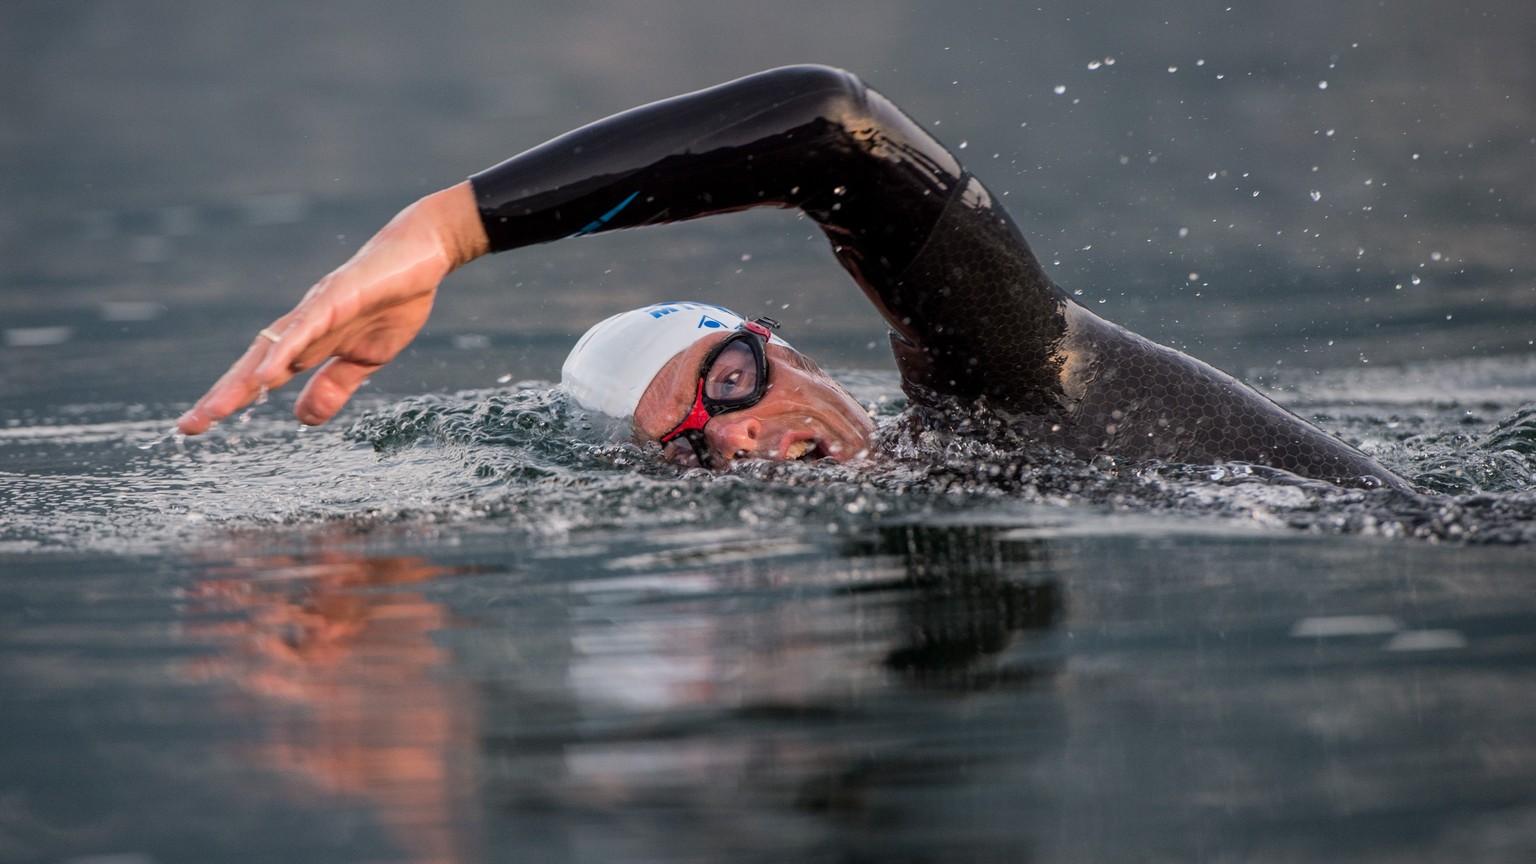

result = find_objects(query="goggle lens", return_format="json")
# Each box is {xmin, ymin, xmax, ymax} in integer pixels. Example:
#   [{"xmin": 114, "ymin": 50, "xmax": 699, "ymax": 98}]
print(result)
[
  {"xmin": 702, "ymin": 339, "xmax": 762, "ymax": 405},
  {"xmin": 657, "ymin": 318, "xmax": 778, "ymax": 468}
]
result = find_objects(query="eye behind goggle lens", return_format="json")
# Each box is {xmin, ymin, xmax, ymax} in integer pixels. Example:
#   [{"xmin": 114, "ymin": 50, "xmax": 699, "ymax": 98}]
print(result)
[{"xmin": 703, "ymin": 338, "xmax": 762, "ymax": 404}]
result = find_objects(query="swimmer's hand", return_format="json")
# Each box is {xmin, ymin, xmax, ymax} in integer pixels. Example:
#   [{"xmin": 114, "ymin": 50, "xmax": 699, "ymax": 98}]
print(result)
[{"xmin": 176, "ymin": 182, "xmax": 489, "ymax": 435}]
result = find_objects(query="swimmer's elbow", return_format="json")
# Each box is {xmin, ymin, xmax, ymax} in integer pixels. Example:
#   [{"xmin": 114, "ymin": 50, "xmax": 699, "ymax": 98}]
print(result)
[
  {"xmin": 750, "ymin": 64, "xmax": 873, "ymax": 124},
  {"xmin": 759, "ymin": 65, "xmax": 962, "ymax": 177}
]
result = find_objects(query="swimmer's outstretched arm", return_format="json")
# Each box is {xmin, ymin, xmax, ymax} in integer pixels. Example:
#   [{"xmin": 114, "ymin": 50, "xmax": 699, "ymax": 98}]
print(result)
[
  {"xmin": 181, "ymin": 65, "xmax": 985, "ymax": 434},
  {"xmin": 176, "ymin": 183, "xmax": 488, "ymax": 434}
]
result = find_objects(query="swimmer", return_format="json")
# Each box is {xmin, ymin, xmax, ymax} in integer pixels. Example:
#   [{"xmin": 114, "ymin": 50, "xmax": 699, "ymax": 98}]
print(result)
[{"xmin": 177, "ymin": 65, "xmax": 1410, "ymax": 492}]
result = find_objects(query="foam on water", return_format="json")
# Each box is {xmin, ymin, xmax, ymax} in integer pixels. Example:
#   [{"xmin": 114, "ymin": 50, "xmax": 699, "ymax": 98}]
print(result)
[{"xmin": 3, "ymin": 354, "xmax": 1534, "ymax": 554}]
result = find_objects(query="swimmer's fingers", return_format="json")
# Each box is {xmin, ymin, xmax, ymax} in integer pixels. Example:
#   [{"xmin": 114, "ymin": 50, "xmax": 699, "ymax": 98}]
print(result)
[
  {"xmin": 250, "ymin": 303, "xmax": 339, "ymax": 390},
  {"xmin": 293, "ymin": 357, "xmax": 381, "ymax": 427},
  {"xmin": 175, "ymin": 306, "xmax": 329, "ymax": 435},
  {"xmin": 175, "ymin": 334, "xmax": 283, "ymax": 435}
]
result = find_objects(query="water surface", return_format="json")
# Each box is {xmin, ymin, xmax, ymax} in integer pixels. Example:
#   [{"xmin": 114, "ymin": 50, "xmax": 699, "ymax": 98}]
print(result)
[{"xmin": 4, "ymin": 2, "xmax": 1536, "ymax": 862}]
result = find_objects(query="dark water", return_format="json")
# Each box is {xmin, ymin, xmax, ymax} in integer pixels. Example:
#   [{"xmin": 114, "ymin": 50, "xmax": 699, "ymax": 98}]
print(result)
[{"xmin": 5, "ymin": 2, "xmax": 1536, "ymax": 862}]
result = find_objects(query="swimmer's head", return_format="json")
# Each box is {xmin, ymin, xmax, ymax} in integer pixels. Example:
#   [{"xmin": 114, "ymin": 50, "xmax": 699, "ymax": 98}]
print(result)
[
  {"xmin": 561, "ymin": 301, "xmax": 876, "ymax": 467},
  {"xmin": 561, "ymin": 302, "xmax": 784, "ymax": 419}
]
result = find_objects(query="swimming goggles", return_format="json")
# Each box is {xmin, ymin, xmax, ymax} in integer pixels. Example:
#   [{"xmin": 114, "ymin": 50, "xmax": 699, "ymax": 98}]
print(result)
[{"xmin": 658, "ymin": 317, "xmax": 779, "ymax": 468}]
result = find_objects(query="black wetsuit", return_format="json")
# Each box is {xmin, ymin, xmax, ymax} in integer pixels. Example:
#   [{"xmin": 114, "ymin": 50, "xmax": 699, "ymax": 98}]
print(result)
[{"xmin": 471, "ymin": 65, "xmax": 1409, "ymax": 491}]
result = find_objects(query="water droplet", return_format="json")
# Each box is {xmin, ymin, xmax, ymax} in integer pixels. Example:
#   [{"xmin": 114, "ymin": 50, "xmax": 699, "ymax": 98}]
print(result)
[
  {"xmin": 1087, "ymin": 60, "xmax": 1102, "ymax": 70},
  {"xmin": 1177, "ymin": 227, "xmax": 1189, "ymax": 238},
  {"xmin": 1318, "ymin": 80, "xmax": 1328, "ymax": 90},
  {"xmin": 1310, "ymin": 190, "xmax": 1322, "ymax": 202},
  {"xmin": 958, "ymin": 140, "xmax": 968, "ymax": 149},
  {"xmin": 1168, "ymin": 66, "xmax": 1178, "ymax": 74},
  {"xmin": 1053, "ymin": 85, "xmax": 1066, "ymax": 95}
]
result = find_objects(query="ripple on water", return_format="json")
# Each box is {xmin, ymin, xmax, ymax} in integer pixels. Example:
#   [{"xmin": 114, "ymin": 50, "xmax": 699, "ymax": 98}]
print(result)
[{"xmin": 3, "ymin": 355, "xmax": 1536, "ymax": 553}]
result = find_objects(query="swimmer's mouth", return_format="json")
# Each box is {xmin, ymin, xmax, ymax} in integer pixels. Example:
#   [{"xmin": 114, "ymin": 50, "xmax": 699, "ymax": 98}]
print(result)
[{"xmin": 782, "ymin": 439, "xmax": 829, "ymax": 462}]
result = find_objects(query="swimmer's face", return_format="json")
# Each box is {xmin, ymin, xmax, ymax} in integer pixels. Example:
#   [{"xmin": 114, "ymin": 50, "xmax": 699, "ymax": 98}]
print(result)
[{"xmin": 633, "ymin": 334, "xmax": 877, "ymax": 468}]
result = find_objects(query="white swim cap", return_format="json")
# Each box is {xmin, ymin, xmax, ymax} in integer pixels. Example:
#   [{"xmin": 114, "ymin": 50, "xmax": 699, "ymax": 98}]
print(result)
[{"xmin": 561, "ymin": 301, "xmax": 789, "ymax": 420}]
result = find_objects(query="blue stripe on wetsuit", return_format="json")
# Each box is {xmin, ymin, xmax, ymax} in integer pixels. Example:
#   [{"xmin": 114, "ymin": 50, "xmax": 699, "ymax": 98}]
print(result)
[{"xmin": 576, "ymin": 191, "xmax": 640, "ymax": 236}]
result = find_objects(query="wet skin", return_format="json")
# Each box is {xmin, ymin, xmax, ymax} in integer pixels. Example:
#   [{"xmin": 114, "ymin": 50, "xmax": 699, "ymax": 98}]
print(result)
[{"xmin": 633, "ymin": 335, "xmax": 876, "ymax": 467}]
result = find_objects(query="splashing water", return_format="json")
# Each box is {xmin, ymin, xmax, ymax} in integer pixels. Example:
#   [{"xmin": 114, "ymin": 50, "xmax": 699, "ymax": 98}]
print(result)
[{"xmin": 5, "ymin": 354, "xmax": 1534, "ymax": 554}]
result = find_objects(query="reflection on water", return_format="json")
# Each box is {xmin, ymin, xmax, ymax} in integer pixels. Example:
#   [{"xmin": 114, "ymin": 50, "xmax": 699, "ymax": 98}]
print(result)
[
  {"xmin": 472, "ymin": 522, "xmax": 1069, "ymax": 862},
  {"xmin": 187, "ymin": 552, "xmax": 483, "ymax": 864},
  {"xmin": 163, "ymin": 525, "xmax": 1066, "ymax": 863},
  {"xmin": 4, "ymin": 506, "xmax": 1536, "ymax": 861}
]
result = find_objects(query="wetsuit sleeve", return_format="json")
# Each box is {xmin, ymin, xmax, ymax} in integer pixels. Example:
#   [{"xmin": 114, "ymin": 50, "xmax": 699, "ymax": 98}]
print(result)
[
  {"xmin": 472, "ymin": 65, "xmax": 964, "ymax": 290},
  {"xmin": 471, "ymin": 64, "xmax": 1068, "ymax": 410}
]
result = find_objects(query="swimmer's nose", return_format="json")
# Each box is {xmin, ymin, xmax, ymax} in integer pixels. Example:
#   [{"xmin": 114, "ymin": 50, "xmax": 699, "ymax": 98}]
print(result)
[{"xmin": 706, "ymin": 414, "xmax": 762, "ymax": 463}]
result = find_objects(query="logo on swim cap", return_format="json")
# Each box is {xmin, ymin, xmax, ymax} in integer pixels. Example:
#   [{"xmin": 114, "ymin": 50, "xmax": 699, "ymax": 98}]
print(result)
[{"xmin": 560, "ymin": 302, "xmax": 789, "ymax": 420}]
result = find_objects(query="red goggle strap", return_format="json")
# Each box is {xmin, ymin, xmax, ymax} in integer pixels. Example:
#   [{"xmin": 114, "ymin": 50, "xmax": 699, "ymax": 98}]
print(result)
[{"xmin": 659, "ymin": 379, "xmax": 712, "ymax": 444}]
